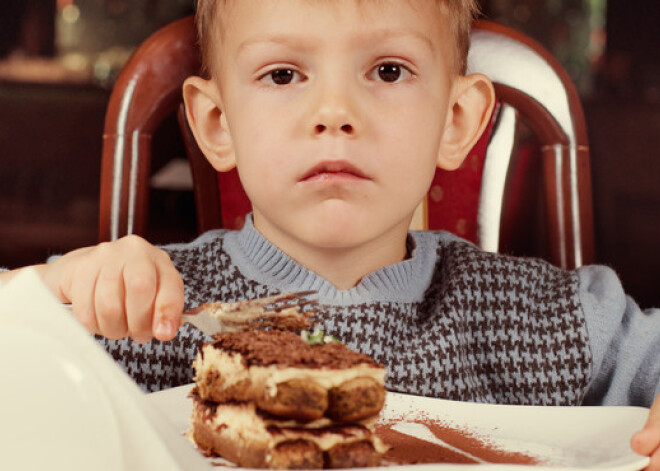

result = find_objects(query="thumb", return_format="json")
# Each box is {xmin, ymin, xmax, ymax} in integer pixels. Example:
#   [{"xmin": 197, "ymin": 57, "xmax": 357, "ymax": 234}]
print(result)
[{"xmin": 151, "ymin": 262, "xmax": 185, "ymax": 341}]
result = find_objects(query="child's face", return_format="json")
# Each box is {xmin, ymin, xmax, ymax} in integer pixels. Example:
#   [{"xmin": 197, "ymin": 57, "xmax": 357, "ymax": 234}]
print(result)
[{"xmin": 199, "ymin": 0, "xmax": 474, "ymax": 254}]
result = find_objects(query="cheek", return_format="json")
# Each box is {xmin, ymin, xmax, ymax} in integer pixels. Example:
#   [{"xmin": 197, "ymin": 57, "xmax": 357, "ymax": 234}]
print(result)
[
  {"xmin": 231, "ymin": 132, "xmax": 289, "ymax": 206},
  {"xmin": 376, "ymin": 110, "xmax": 444, "ymax": 200},
  {"xmin": 229, "ymin": 109, "xmax": 283, "ymax": 168},
  {"xmin": 377, "ymin": 84, "xmax": 448, "ymax": 138},
  {"xmin": 230, "ymin": 99, "xmax": 293, "ymax": 161},
  {"xmin": 380, "ymin": 107, "xmax": 445, "ymax": 168}
]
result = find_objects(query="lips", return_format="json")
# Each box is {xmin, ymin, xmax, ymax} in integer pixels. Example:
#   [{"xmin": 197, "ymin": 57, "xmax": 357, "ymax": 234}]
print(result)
[{"xmin": 300, "ymin": 160, "xmax": 369, "ymax": 182}]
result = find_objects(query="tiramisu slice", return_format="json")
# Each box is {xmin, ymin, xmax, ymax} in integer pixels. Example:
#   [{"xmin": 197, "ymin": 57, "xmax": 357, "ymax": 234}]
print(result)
[{"xmin": 189, "ymin": 330, "xmax": 388, "ymax": 468}]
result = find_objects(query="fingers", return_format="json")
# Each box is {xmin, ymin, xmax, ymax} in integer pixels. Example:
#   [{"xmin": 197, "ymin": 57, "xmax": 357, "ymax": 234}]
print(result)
[{"xmin": 45, "ymin": 235, "xmax": 184, "ymax": 343}]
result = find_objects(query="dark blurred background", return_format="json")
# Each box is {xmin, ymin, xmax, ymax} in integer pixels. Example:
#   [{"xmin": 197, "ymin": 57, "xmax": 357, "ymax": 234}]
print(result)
[{"xmin": 0, "ymin": 0, "xmax": 658, "ymax": 307}]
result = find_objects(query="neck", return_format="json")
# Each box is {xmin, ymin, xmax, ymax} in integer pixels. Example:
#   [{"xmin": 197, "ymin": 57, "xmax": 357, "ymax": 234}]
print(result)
[
  {"xmin": 252, "ymin": 215, "xmax": 409, "ymax": 290},
  {"xmin": 290, "ymin": 235, "xmax": 409, "ymax": 290}
]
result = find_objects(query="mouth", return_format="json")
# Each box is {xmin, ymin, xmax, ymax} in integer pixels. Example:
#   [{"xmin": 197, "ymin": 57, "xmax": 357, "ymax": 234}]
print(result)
[{"xmin": 300, "ymin": 160, "xmax": 369, "ymax": 183}]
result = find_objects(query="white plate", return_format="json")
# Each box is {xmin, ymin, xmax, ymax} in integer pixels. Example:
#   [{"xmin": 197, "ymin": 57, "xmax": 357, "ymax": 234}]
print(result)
[
  {"xmin": 149, "ymin": 384, "xmax": 650, "ymax": 470},
  {"xmin": 0, "ymin": 324, "xmax": 123, "ymax": 470}
]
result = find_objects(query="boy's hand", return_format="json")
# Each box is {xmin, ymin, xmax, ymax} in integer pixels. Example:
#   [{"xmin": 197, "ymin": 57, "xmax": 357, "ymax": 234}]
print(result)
[
  {"xmin": 632, "ymin": 393, "xmax": 660, "ymax": 470},
  {"xmin": 40, "ymin": 235, "xmax": 184, "ymax": 343}
]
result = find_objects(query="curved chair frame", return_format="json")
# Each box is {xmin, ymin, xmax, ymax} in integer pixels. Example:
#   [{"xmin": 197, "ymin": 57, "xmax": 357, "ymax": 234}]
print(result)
[{"xmin": 470, "ymin": 20, "xmax": 594, "ymax": 268}]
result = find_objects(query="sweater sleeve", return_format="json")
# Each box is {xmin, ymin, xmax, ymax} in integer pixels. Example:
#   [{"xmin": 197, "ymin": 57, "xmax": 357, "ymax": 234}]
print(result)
[{"xmin": 580, "ymin": 265, "xmax": 660, "ymax": 407}]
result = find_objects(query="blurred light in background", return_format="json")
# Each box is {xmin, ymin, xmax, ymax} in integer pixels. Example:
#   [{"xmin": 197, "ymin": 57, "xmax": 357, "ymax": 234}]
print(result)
[{"xmin": 483, "ymin": 0, "xmax": 606, "ymax": 97}]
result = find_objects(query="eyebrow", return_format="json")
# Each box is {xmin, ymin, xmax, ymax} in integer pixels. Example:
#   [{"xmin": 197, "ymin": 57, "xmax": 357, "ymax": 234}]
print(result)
[
  {"xmin": 237, "ymin": 29, "xmax": 436, "ymax": 54},
  {"xmin": 238, "ymin": 34, "xmax": 316, "ymax": 53},
  {"xmin": 361, "ymin": 29, "xmax": 436, "ymax": 53}
]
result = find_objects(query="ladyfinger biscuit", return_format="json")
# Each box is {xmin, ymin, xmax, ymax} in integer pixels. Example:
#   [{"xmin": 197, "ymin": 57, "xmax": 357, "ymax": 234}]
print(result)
[
  {"xmin": 325, "ymin": 441, "xmax": 382, "ymax": 469},
  {"xmin": 256, "ymin": 378, "xmax": 329, "ymax": 421},
  {"xmin": 327, "ymin": 376, "xmax": 387, "ymax": 422},
  {"xmin": 189, "ymin": 394, "xmax": 387, "ymax": 469}
]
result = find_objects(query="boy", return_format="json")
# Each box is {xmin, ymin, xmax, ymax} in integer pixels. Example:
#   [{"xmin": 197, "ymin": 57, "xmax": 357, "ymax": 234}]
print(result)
[{"xmin": 2, "ymin": 0, "xmax": 660, "ymax": 466}]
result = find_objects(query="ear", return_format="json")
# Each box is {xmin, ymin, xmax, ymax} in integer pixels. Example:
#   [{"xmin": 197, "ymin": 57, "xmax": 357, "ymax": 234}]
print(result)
[
  {"xmin": 436, "ymin": 73, "xmax": 495, "ymax": 170},
  {"xmin": 182, "ymin": 76, "xmax": 236, "ymax": 172}
]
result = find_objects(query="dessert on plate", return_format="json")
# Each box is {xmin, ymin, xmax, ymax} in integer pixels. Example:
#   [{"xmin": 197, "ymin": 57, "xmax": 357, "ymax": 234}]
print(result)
[{"xmin": 189, "ymin": 329, "xmax": 388, "ymax": 469}]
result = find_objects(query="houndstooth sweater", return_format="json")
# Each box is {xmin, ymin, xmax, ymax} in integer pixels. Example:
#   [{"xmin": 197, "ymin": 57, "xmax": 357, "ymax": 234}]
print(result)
[{"xmin": 97, "ymin": 216, "xmax": 660, "ymax": 408}]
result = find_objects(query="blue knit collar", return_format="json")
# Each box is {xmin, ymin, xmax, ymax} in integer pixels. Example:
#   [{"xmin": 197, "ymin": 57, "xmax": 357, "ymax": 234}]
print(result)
[{"xmin": 223, "ymin": 215, "xmax": 440, "ymax": 305}]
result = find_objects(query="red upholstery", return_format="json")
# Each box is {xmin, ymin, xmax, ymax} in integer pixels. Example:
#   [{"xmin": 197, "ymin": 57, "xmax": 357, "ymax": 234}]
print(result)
[
  {"xmin": 426, "ymin": 102, "xmax": 498, "ymax": 243},
  {"xmin": 217, "ymin": 170, "xmax": 249, "ymax": 230}
]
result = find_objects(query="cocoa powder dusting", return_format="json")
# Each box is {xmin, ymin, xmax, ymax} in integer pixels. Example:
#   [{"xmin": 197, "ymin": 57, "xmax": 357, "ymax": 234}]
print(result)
[
  {"xmin": 374, "ymin": 419, "xmax": 540, "ymax": 466},
  {"xmin": 376, "ymin": 423, "xmax": 478, "ymax": 464},
  {"xmin": 210, "ymin": 330, "xmax": 383, "ymax": 369},
  {"xmin": 425, "ymin": 422, "xmax": 539, "ymax": 465}
]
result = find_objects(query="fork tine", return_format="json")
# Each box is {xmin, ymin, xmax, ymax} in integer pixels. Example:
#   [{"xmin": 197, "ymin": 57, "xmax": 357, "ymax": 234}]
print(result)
[
  {"xmin": 270, "ymin": 298, "xmax": 318, "ymax": 313},
  {"xmin": 221, "ymin": 290, "xmax": 317, "ymax": 313}
]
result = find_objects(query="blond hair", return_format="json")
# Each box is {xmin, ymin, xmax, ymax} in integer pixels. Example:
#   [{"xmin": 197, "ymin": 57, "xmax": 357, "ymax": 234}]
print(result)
[{"xmin": 194, "ymin": 0, "xmax": 479, "ymax": 77}]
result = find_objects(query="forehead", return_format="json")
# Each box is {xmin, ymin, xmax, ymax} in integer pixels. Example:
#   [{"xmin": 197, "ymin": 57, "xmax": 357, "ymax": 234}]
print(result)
[
  {"xmin": 218, "ymin": 0, "xmax": 447, "ymax": 22},
  {"xmin": 215, "ymin": 0, "xmax": 452, "ymax": 55}
]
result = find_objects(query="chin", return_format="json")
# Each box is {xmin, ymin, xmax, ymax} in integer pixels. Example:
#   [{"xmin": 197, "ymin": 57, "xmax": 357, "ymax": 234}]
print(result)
[
  {"xmin": 261, "ymin": 203, "xmax": 410, "ymax": 251},
  {"xmin": 300, "ymin": 218, "xmax": 394, "ymax": 252},
  {"xmin": 301, "ymin": 227, "xmax": 366, "ymax": 250}
]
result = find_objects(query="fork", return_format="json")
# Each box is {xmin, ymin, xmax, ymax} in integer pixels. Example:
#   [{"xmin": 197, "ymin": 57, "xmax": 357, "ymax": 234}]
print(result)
[{"xmin": 181, "ymin": 291, "xmax": 317, "ymax": 335}]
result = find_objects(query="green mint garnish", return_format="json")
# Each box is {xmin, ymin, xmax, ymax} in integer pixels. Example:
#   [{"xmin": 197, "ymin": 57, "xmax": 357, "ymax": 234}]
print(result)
[{"xmin": 301, "ymin": 328, "xmax": 340, "ymax": 345}]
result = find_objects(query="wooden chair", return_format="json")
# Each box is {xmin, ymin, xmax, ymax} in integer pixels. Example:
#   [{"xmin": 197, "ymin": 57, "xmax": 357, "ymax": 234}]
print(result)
[{"xmin": 99, "ymin": 16, "xmax": 595, "ymax": 269}]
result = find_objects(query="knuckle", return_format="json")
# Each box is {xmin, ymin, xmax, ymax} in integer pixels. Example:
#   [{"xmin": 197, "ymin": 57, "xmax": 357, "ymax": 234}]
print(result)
[
  {"xmin": 93, "ymin": 241, "xmax": 114, "ymax": 258},
  {"xmin": 117, "ymin": 234, "xmax": 148, "ymax": 254},
  {"xmin": 97, "ymin": 271, "xmax": 121, "ymax": 287},
  {"xmin": 154, "ymin": 247, "xmax": 174, "ymax": 265},
  {"xmin": 96, "ymin": 297, "xmax": 125, "ymax": 327},
  {"xmin": 125, "ymin": 272, "xmax": 155, "ymax": 296},
  {"xmin": 122, "ymin": 234, "xmax": 146, "ymax": 246}
]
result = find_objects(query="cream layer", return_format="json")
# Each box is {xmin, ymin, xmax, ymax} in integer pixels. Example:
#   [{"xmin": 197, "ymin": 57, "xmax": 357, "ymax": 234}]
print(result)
[{"xmin": 194, "ymin": 345, "xmax": 386, "ymax": 398}]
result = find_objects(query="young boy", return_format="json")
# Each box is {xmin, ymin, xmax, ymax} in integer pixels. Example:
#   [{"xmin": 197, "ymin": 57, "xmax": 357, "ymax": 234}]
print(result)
[{"xmin": 2, "ymin": 0, "xmax": 660, "ymax": 465}]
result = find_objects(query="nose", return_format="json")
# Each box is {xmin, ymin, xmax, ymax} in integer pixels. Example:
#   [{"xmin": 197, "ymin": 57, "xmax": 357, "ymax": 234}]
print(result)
[
  {"xmin": 310, "ymin": 80, "xmax": 358, "ymax": 137},
  {"xmin": 315, "ymin": 122, "xmax": 353, "ymax": 135}
]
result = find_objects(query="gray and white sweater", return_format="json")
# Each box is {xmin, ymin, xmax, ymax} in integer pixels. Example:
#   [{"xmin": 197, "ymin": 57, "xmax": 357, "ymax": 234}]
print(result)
[{"xmin": 94, "ymin": 216, "xmax": 660, "ymax": 407}]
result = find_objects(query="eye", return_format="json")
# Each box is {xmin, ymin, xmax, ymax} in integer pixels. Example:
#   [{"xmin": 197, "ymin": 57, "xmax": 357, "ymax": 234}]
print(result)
[
  {"xmin": 259, "ymin": 68, "xmax": 304, "ymax": 86},
  {"xmin": 368, "ymin": 62, "xmax": 413, "ymax": 83}
]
